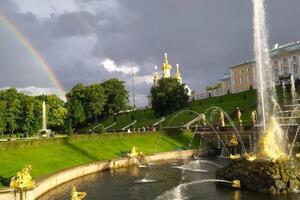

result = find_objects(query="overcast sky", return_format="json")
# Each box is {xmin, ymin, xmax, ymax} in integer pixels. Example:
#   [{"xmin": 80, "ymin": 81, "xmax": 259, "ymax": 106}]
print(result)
[{"xmin": 0, "ymin": 0, "xmax": 299, "ymax": 106}]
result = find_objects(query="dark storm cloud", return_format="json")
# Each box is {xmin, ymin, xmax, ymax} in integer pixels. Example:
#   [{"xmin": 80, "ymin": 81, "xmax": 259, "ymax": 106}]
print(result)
[{"xmin": 0, "ymin": 0, "xmax": 300, "ymax": 106}]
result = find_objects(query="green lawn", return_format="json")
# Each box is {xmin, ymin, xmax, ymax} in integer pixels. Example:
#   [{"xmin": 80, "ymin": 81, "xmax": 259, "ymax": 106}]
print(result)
[
  {"xmin": 0, "ymin": 131, "xmax": 204, "ymax": 187},
  {"xmin": 89, "ymin": 90, "xmax": 257, "ymax": 131}
]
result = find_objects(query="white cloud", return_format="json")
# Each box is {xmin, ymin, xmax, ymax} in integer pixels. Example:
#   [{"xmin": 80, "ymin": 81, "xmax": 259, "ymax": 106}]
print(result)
[
  {"xmin": 12, "ymin": 0, "xmax": 79, "ymax": 18},
  {"xmin": 101, "ymin": 58, "xmax": 139, "ymax": 75}
]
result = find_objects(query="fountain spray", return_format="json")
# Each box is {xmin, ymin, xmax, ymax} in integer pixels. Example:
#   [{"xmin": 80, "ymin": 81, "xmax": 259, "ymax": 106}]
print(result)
[
  {"xmin": 253, "ymin": 0, "xmax": 286, "ymax": 159},
  {"xmin": 253, "ymin": 0, "xmax": 273, "ymax": 129}
]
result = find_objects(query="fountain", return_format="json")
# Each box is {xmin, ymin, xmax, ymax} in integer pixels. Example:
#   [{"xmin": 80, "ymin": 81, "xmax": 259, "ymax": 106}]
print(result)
[{"xmin": 215, "ymin": 0, "xmax": 300, "ymax": 195}]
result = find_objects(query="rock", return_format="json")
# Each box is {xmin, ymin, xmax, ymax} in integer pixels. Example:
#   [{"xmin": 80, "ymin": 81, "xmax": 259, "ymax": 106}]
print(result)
[
  {"xmin": 216, "ymin": 159, "xmax": 300, "ymax": 194},
  {"xmin": 272, "ymin": 174, "xmax": 281, "ymax": 179},
  {"xmin": 275, "ymin": 180, "xmax": 286, "ymax": 190},
  {"xmin": 269, "ymin": 186, "xmax": 277, "ymax": 195}
]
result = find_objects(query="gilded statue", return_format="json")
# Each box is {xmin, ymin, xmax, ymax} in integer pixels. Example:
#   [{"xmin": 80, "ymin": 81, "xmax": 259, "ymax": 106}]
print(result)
[
  {"xmin": 237, "ymin": 108, "xmax": 243, "ymax": 127},
  {"xmin": 228, "ymin": 133, "xmax": 239, "ymax": 147},
  {"xmin": 128, "ymin": 146, "xmax": 144, "ymax": 158},
  {"xmin": 10, "ymin": 165, "xmax": 35, "ymax": 189},
  {"xmin": 199, "ymin": 114, "xmax": 206, "ymax": 126},
  {"xmin": 219, "ymin": 112, "xmax": 225, "ymax": 127},
  {"xmin": 250, "ymin": 110, "xmax": 257, "ymax": 125},
  {"xmin": 71, "ymin": 186, "xmax": 87, "ymax": 200}
]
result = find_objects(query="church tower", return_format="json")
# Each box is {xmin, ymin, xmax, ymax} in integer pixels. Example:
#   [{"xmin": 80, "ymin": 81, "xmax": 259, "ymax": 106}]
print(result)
[
  {"xmin": 175, "ymin": 64, "xmax": 182, "ymax": 84},
  {"xmin": 161, "ymin": 53, "xmax": 172, "ymax": 78}
]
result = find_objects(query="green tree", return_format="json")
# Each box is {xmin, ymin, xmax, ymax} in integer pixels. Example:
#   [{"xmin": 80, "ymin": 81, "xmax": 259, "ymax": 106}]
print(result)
[
  {"xmin": 85, "ymin": 83, "xmax": 107, "ymax": 122},
  {"xmin": 66, "ymin": 99, "xmax": 86, "ymax": 128},
  {"xmin": 38, "ymin": 95, "xmax": 67, "ymax": 130},
  {"xmin": 101, "ymin": 78, "xmax": 129, "ymax": 116},
  {"xmin": 19, "ymin": 96, "xmax": 36, "ymax": 136},
  {"xmin": 0, "ymin": 101, "xmax": 7, "ymax": 135},
  {"xmin": 150, "ymin": 78, "xmax": 189, "ymax": 115},
  {"xmin": 6, "ymin": 99, "xmax": 21, "ymax": 136},
  {"xmin": 65, "ymin": 83, "xmax": 87, "ymax": 128}
]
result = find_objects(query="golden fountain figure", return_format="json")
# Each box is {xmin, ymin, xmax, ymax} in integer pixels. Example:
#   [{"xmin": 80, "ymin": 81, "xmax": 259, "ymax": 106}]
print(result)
[
  {"xmin": 232, "ymin": 180, "xmax": 241, "ymax": 188},
  {"xmin": 128, "ymin": 146, "xmax": 144, "ymax": 158},
  {"xmin": 219, "ymin": 112, "xmax": 225, "ymax": 127},
  {"xmin": 71, "ymin": 186, "xmax": 87, "ymax": 200},
  {"xmin": 10, "ymin": 165, "xmax": 35, "ymax": 190},
  {"xmin": 250, "ymin": 110, "xmax": 257, "ymax": 125},
  {"xmin": 228, "ymin": 133, "xmax": 240, "ymax": 160},
  {"xmin": 236, "ymin": 108, "xmax": 243, "ymax": 127},
  {"xmin": 199, "ymin": 114, "xmax": 206, "ymax": 126},
  {"xmin": 245, "ymin": 153, "xmax": 257, "ymax": 161}
]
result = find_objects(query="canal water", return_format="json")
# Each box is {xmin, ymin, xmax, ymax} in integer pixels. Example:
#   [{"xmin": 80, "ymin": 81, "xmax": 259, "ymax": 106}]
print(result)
[{"xmin": 39, "ymin": 158, "xmax": 299, "ymax": 200}]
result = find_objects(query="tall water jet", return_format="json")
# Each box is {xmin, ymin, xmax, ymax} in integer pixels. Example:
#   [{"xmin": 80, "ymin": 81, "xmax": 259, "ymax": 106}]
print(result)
[
  {"xmin": 253, "ymin": 0, "xmax": 286, "ymax": 159},
  {"xmin": 253, "ymin": 0, "xmax": 273, "ymax": 129}
]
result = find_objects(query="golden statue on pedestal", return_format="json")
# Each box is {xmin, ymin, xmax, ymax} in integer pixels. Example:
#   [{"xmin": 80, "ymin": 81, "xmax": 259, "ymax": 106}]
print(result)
[
  {"xmin": 229, "ymin": 154, "xmax": 241, "ymax": 160},
  {"xmin": 219, "ymin": 112, "xmax": 225, "ymax": 127},
  {"xmin": 228, "ymin": 133, "xmax": 238, "ymax": 147},
  {"xmin": 71, "ymin": 186, "xmax": 87, "ymax": 200},
  {"xmin": 232, "ymin": 180, "xmax": 241, "ymax": 188},
  {"xmin": 237, "ymin": 108, "xmax": 243, "ymax": 127},
  {"xmin": 250, "ymin": 110, "xmax": 257, "ymax": 125},
  {"xmin": 128, "ymin": 146, "xmax": 144, "ymax": 158},
  {"xmin": 199, "ymin": 114, "xmax": 206, "ymax": 126},
  {"xmin": 228, "ymin": 133, "xmax": 240, "ymax": 160},
  {"xmin": 243, "ymin": 152, "xmax": 257, "ymax": 161},
  {"xmin": 10, "ymin": 165, "xmax": 35, "ymax": 189}
]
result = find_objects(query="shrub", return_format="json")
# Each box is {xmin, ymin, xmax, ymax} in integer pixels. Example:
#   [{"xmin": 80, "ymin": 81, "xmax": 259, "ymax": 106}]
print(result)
[{"xmin": 95, "ymin": 124, "xmax": 106, "ymax": 134}]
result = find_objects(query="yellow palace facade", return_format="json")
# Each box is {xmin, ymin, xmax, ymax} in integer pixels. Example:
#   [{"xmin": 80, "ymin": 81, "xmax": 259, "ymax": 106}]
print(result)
[{"xmin": 221, "ymin": 41, "xmax": 300, "ymax": 93}]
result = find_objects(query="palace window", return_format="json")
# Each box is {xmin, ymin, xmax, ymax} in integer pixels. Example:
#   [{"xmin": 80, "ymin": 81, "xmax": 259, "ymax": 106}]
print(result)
[
  {"xmin": 294, "ymin": 64, "xmax": 298, "ymax": 75},
  {"xmin": 283, "ymin": 58, "xmax": 288, "ymax": 66},
  {"xmin": 283, "ymin": 67, "xmax": 288, "ymax": 76},
  {"xmin": 293, "ymin": 56, "xmax": 298, "ymax": 63},
  {"xmin": 274, "ymin": 68, "xmax": 279, "ymax": 79}
]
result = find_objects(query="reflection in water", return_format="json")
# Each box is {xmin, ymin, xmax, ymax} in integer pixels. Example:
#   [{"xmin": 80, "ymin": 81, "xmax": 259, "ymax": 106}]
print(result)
[
  {"xmin": 233, "ymin": 191, "xmax": 242, "ymax": 200},
  {"xmin": 38, "ymin": 158, "xmax": 300, "ymax": 200}
]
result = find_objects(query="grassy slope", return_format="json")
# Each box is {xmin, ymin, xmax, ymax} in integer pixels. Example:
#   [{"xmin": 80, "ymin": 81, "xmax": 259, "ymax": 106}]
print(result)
[
  {"xmin": 95, "ymin": 90, "xmax": 257, "ymax": 130},
  {"xmin": 0, "ymin": 131, "xmax": 202, "ymax": 187}
]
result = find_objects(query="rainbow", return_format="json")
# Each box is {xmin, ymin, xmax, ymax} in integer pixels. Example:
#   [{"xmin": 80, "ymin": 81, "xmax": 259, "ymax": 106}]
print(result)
[{"xmin": 0, "ymin": 12, "xmax": 66, "ymax": 97}]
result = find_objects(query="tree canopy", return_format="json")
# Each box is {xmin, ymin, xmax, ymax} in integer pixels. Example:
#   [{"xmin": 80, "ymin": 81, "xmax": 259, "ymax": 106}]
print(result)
[
  {"xmin": 65, "ymin": 78, "xmax": 128, "ymax": 131},
  {"xmin": 150, "ymin": 78, "xmax": 189, "ymax": 115},
  {"xmin": 0, "ymin": 88, "xmax": 66, "ymax": 136}
]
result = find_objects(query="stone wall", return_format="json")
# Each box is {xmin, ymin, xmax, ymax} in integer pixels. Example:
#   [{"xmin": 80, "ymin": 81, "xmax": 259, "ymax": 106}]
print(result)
[{"xmin": 0, "ymin": 149, "xmax": 198, "ymax": 200}]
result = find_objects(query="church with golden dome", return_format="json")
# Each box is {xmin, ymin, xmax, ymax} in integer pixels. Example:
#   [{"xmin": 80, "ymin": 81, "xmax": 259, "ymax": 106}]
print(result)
[{"xmin": 153, "ymin": 53, "xmax": 182, "ymax": 85}]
